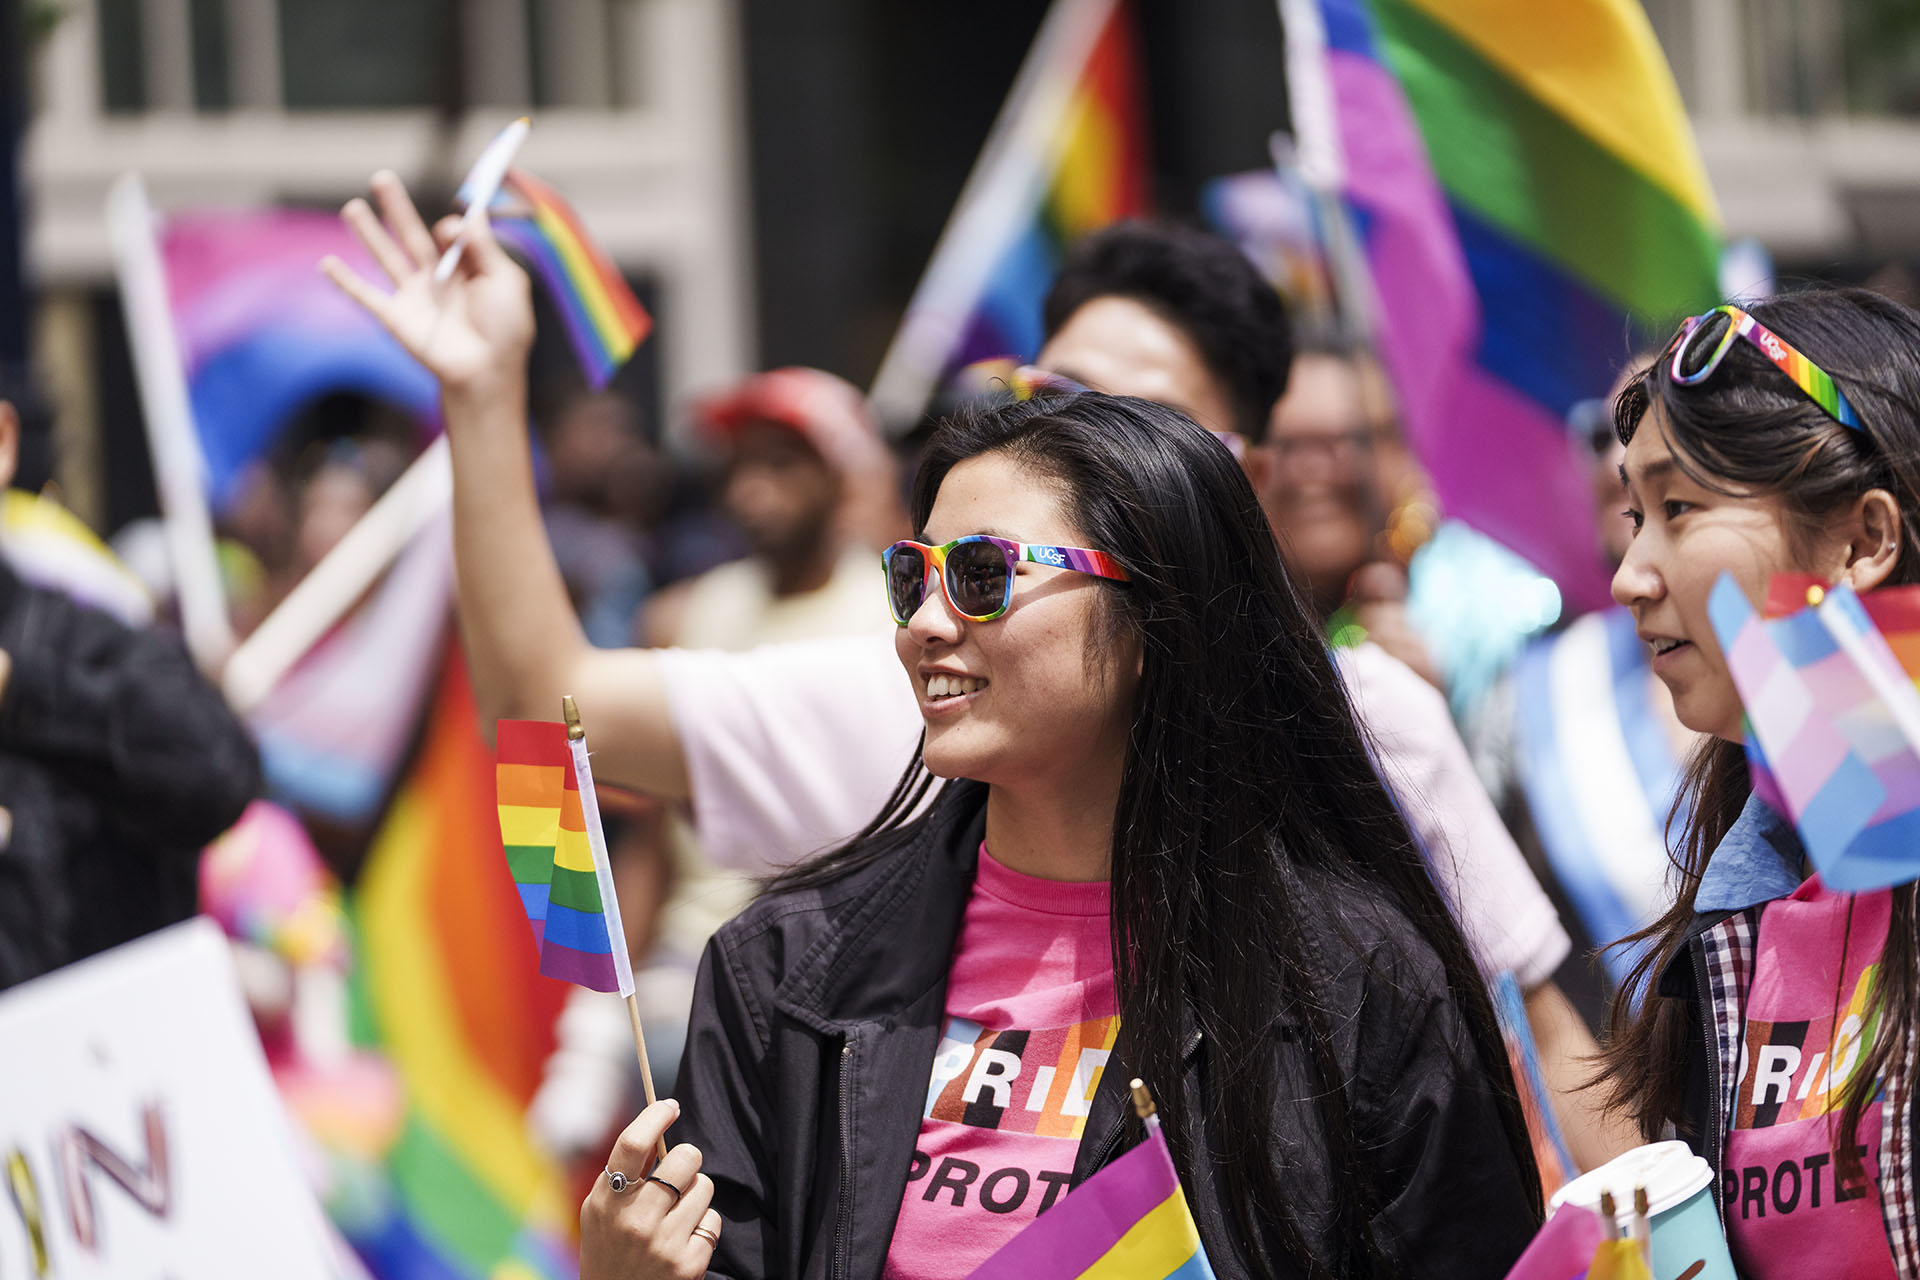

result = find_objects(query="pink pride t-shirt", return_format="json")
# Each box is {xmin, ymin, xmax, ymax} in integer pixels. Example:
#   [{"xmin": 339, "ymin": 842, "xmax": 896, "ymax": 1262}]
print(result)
[
  {"xmin": 883, "ymin": 845, "xmax": 1118, "ymax": 1280},
  {"xmin": 1723, "ymin": 876, "xmax": 1898, "ymax": 1279}
]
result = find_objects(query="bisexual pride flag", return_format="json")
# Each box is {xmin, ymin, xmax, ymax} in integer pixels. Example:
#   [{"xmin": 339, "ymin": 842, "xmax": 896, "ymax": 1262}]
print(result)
[
  {"xmin": 1708, "ymin": 573, "xmax": 1920, "ymax": 891},
  {"xmin": 494, "ymin": 718, "xmax": 637, "ymax": 993},
  {"xmin": 967, "ymin": 1124, "xmax": 1214, "ymax": 1279}
]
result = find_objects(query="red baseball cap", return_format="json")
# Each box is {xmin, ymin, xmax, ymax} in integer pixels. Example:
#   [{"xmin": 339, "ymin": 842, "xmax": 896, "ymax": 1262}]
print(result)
[{"xmin": 691, "ymin": 367, "xmax": 888, "ymax": 479}]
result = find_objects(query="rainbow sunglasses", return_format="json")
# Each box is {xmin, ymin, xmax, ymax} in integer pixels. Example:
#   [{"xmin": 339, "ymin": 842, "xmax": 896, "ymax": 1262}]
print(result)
[
  {"xmin": 1668, "ymin": 304, "xmax": 1863, "ymax": 431},
  {"xmin": 882, "ymin": 535, "xmax": 1130, "ymax": 624}
]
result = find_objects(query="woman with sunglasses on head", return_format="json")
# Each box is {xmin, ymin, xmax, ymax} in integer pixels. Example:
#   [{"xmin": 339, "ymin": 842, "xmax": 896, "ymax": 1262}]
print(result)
[
  {"xmin": 1601, "ymin": 289, "xmax": 1920, "ymax": 1277},
  {"xmin": 582, "ymin": 392, "xmax": 1541, "ymax": 1280}
]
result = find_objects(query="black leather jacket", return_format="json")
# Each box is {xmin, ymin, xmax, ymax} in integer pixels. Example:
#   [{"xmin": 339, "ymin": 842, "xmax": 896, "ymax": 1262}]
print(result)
[
  {"xmin": 677, "ymin": 781, "xmax": 1540, "ymax": 1279},
  {"xmin": 0, "ymin": 561, "xmax": 260, "ymax": 989}
]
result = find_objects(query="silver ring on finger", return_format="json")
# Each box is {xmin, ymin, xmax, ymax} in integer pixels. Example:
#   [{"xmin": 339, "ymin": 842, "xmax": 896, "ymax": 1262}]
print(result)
[
  {"xmin": 606, "ymin": 1168, "xmax": 638, "ymax": 1194},
  {"xmin": 692, "ymin": 1225, "xmax": 720, "ymax": 1248}
]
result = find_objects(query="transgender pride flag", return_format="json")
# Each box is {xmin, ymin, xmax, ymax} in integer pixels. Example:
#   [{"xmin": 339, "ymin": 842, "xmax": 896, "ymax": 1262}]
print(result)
[
  {"xmin": 1709, "ymin": 574, "xmax": 1920, "ymax": 891},
  {"xmin": 968, "ymin": 1125, "xmax": 1214, "ymax": 1279}
]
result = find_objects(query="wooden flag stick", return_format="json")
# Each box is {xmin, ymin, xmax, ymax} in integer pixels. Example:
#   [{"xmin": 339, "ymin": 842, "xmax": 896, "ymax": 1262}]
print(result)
[
  {"xmin": 564, "ymin": 695, "xmax": 669, "ymax": 1167},
  {"xmin": 1130, "ymin": 1077, "xmax": 1161, "ymax": 1133}
]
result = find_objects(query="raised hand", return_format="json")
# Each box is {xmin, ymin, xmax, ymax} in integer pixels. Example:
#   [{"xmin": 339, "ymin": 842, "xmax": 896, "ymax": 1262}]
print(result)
[
  {"xmin": 321, "ymin": 170, "xmax": 535, "ymax": 398},
  {"xmin": 581, "ymin": 1099, "xmax": 722, "ymax": 1280}
]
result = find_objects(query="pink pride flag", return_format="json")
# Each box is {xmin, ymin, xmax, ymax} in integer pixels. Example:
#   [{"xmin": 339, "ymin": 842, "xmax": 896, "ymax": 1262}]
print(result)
[
  {"xmin": 1500, "ymin": 1203, "xmax": 1606, "ymax": 1280},
  {"xmin": 967, "ymin": 1125, "xmax": 1214, "ymax": 1279}
]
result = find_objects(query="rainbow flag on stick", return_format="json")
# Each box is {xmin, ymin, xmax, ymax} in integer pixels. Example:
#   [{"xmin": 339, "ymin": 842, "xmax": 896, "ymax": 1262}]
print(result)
[
  {"xmin": 494, "ymin": 712, "xmax": 637, "ymax": 995},
  {"xmin": 495, "ymin": 701, "xmax": 671, "ymax": 1162},
  {"xmin": 1709, "ymin": 573, "xmax": 1920, "ymax": 891},
  {"xmin": 462, "ymin": 166, "xmax": 653, "ymax": 389},
  {"xmin": 969, "ymin": 1083, "xmax": 1214, "ymax": 1279},
  {"xmin": 1289, "ymin": 0, "xmax": 1721, "ymax": 610},
  {"xmin": 868, "ymin": 0, "xmax": 1146, "ymax": 425}
]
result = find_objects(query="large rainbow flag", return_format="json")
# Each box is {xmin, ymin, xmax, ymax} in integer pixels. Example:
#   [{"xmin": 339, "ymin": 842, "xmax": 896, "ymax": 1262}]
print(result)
[
  {"xmin": 868, "ymin": 0, "xmax": 1146, "ymax": 424},
  {"xmin": 343, "ymin": 652, "xmax": 576, "ymax": 1278},
  {"xmin": 1294, "ymin": 0, "xmax": 1721, "ymax": 609}
]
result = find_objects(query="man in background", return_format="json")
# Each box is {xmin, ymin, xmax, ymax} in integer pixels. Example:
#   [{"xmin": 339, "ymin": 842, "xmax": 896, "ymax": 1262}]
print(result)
[{"xmin": 644, "ymin": 367, "xmax": 899, "ymax": 649}]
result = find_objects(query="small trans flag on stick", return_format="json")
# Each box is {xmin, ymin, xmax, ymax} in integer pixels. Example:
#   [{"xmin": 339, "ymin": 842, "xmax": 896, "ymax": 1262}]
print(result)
[
  {"xmin": 1708, "ymin": 573, "xmax": 1920, "ymax": 890},
  {"xmin": 496, "ymin": 697, "xmax": 667, "ymax": 1158},
  {"xmin": 968, "ymin": 1080, "xmax": 1215, "ymax": 1279}
]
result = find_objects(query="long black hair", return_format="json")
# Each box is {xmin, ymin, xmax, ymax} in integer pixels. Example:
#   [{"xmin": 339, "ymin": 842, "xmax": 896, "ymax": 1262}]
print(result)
[
  {"xmin": 1601, "ymin": 288, "xmax": 1920, "ymax": 1182},
  {"xmin": 778, "ymin": 392, "xmax": 1538, "ymax": 1275}
]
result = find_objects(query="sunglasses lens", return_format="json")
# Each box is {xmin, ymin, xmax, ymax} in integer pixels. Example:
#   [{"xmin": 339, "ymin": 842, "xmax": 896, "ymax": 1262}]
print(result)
[
  {"xmin": 885, "ymin": 546, "xmax": 928, "ymax": 622},
  {"xmin": 1676, "ymin": 310, "xmax": 1733, "ymax": 380},
  {"xmin": 946, "ymin": 541, "xmax": 1011, "ymax": 618}
]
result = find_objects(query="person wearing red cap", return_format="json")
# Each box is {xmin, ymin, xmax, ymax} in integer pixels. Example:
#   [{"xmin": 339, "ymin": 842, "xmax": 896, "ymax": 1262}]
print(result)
[{"xmin": 645, "ymin": 368, "xmax": 901, "ymax": 652}]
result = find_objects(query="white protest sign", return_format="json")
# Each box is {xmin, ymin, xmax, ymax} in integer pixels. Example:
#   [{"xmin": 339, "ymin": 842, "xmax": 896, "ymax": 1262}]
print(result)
[{"xmin": 0, "ymin": 919, "xmax": 349, "ymax": 1279}]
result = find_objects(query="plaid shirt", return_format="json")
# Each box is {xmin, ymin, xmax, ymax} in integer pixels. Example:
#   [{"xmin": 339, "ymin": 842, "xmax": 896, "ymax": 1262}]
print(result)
[{"xmin": 1696, "ymin": 908, "xmax": 1920, "ymax": 1276}]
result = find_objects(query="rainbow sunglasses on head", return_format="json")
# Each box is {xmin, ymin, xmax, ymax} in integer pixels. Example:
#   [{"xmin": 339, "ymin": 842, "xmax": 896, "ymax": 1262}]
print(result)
[
  {"xmin": 882, "ymin": 534, "xmax": 1130, "ymax": 624},
  {"xmin": 1668, "ymin": 304, "xmax": 1863, "ymax": 431}
]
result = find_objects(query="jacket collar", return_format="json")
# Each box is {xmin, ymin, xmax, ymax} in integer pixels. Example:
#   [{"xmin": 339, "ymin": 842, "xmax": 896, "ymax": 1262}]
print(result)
[
  {"xmin": 1694, "ymin": 792, "xmax": 1806, "ymax": 915},
  {"xmin": 771, "ymin": 780, "xmax": 988, "ymax": 1033}
]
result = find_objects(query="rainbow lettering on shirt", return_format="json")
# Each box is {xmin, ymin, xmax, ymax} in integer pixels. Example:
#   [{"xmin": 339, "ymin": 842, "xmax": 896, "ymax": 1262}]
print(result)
[
  {"xmin": 1735, "ymin": 962, "xmax": 1885, "ymax": 1130},
  {"xmin": 924, "ymin": 1015, "xmax": 1121, "ymax": 1140}
]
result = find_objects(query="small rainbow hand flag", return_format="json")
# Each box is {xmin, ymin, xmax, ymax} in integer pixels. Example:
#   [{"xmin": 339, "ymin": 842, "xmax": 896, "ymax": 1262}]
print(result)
[
  {"xmin": 458, "ymin": 156, "xmax": 653, "ymax": 389},
  {"xmin": 966, "ymin": 1123, "xmax": 1215, "ymax": 1279},
  {"xmin": 494, "ymin": 718, "xmax": 636, "ymax": 994},
  {"xmin": 1708, "ymin": 572, "xmax": 1920, "ymax": 891}
]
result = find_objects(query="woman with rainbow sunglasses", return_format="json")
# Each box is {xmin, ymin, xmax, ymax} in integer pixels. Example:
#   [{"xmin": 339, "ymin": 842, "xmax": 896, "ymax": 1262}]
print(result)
[
  {"xmin": 582, "ymin": 392, "xmax": 1542, "ymax": 1278},
  {"xmin": 1600, "ymin": 289, "xmax": 1920, "ymax": 1276}
]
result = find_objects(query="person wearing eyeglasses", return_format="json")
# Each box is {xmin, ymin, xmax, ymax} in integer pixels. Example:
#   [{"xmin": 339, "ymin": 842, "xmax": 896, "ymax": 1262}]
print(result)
[
  {"xmin": 1599, "ymin": 290, "xmax": 1920, "ymax": 1277},
  {"xmin": 587, "ymin": 392, "xmax": 1541, "ymax": 1278}
]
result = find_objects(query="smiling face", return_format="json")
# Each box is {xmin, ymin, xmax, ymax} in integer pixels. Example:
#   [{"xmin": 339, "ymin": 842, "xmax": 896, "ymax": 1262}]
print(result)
[
  {"xmin": 896, "ymin": 450, "xmax": 1140, "ymax": 791},
  {"xmin": 1612, "ymin": 409, "xmax": 1833, "ymax": 741}
]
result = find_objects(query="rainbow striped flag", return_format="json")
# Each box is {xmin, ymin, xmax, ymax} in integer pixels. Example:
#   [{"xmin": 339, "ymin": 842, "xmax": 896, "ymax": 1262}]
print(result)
[
  {"xmin": 494, "ymin": 718, "xmax": 637, "ymax": 995},
  {"xmin": 469, "ymin": 169, "xmax": 653, "ymax": 389},
  {"xmin": 868, "ymin": 0, "xmax": 1146, "ymax": 424},
  {"xmin": 1708, "ymin": 573, "xmax": 1920, "ymax": 891},
  {"xmin": 967, "ymin": 1126, "xmax": 1214, "ymax": 1279},
  {"xmin": 345, "ymin": 652, "xmax": 575, "ymax": 1278},
  {"xmin": 1292, "ymin": 0, "xmax": 1721, "ymax": 609}
]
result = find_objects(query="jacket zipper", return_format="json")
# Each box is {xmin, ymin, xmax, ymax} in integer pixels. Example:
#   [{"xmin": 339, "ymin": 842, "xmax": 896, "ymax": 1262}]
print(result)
[
  {"xmin": 1691, "ymin": 935, "xmax": 1725, "ymax": 1217},
  {"xmin": 1087, "ymin": 1029, "xmax": 1206, "ymax": 1173},
  {"xmin": 833, "ymin": 1037, "xmax": 855, "ymax": 1280}
]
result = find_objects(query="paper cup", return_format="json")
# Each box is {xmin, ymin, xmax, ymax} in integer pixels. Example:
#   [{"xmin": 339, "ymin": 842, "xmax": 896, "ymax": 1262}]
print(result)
[{"xmin": 1548, "ymin": 1141, "xmax": 1736, "ymax": 1280}]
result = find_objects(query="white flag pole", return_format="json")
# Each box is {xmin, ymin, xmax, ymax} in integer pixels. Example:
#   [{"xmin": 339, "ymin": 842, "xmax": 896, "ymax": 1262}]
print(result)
[
  {"xmin": 106, "ymin": 174, "xmax": 235, "ymax": 674},
  {"xmin": 222, "ymin": 437, "xmax": 450, "ymax": 713},
  {"xmin": 867, "ymin": 0, "xmax": 1118, "ymax": 429},
  {"xmin": 563, "ymin": 695, "xmax": 667, "ymax": 1164}
]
